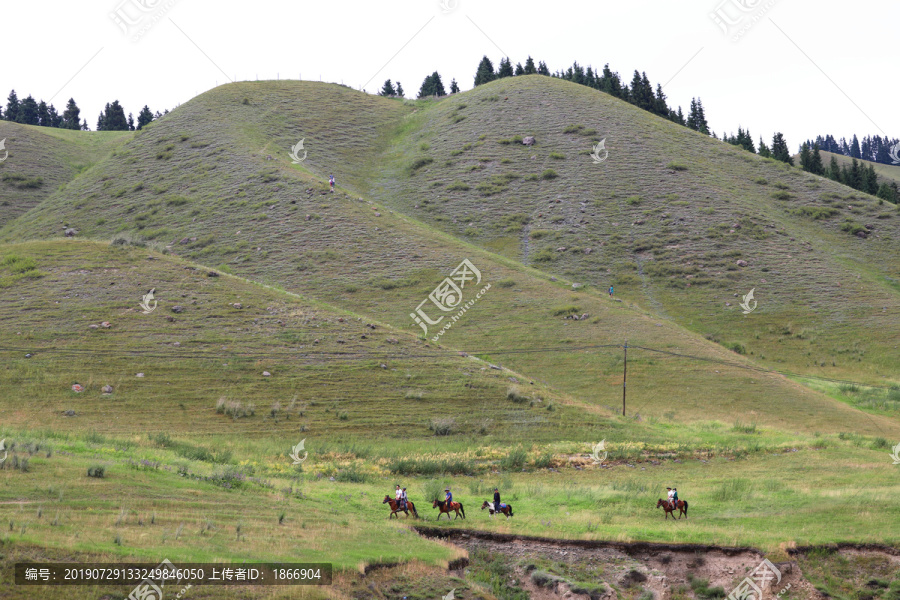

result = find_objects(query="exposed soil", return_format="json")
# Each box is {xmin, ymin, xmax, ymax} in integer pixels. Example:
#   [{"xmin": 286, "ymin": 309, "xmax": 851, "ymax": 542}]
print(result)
[{"xmin": 416, "ymin": 527, "xmax": 822, "ymax": 600}]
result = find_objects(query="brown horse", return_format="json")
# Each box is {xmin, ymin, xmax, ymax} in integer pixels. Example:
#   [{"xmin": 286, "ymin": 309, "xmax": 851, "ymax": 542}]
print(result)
[
  {"xmin": 656, "ymin": 498, "xmax": 688, "ymax": 519},
  {"xmin": 481, "ymin": 500, "xmax": 514, "ymax": 519},
  {"xmin": 383, "ymin": 495, "xmax": 418, "ymax": 518},
  {"xmin": 432, "ymin": 499, "xmax": 465, "ymax": 520}
]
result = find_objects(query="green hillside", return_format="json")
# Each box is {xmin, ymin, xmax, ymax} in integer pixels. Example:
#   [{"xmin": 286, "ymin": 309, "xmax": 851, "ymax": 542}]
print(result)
[
  {"xmin": 1, "ymin": 78, "xmax": 899, "ymax": 597},
  {"xmin": 815, "ymin": 149, "xmax": 900, "ymax": 188},
  {"xmin": 0, "ymin": 122, "xmax": 129, "ymax": 227}
]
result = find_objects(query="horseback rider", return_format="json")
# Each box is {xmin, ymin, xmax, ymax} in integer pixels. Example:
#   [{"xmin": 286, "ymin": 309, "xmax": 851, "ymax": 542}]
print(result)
[
  {"xmin": 395, "ymin": 485, "xmax": 403, "ymax": 508},
  {"xmin": 666, "ymin": 487, "xmax": 675, "ymax": 510},
  {"xmin": 445, "ymin": 488, "xmax": 453, "ymax": 505},
  {"xmin": 493, "ymin": 487, "xmax": 502, "ymax": 513},
  {"xmin": 400, "ymin": 487, "xmax": 408, "ymax": 511}
]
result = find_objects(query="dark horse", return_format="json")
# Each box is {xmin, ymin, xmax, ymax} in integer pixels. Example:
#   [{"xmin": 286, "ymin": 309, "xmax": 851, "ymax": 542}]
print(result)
[
  {"xmin": 432, "ymin": 498, "xmax": 465, "ymax": 520},
  {"xmin": 481, "ymin": 500, "xmax": 514, "ymax": 518},
  {"xmin": 656, "ymin": 498, "xmax": 688, "ymax": 519},
  {"xmin": 383, "ymin": 496, "xmax": 418, "ymax": 519}
]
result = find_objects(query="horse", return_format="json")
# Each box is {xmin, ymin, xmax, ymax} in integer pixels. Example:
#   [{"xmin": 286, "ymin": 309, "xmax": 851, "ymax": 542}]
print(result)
[
  {"xmin": 656, "ymin": 498, "xmax": 688, "ymax": 519},
  {"xmin": 432, "ymin": 498, "xmax": 465, "ymax": 520},
  {"xmin": 481, "ymin": 500, "xmax": 514, "ymax": 519},
  {"xmin": 383, "ymin": 495, "xmax": 418, "ymax": 519}
]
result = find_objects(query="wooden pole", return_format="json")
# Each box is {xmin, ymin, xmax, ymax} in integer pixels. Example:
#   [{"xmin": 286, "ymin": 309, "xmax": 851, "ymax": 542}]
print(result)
[{"xmin": 622, "ymin": 341, "xmax": 628, "ymax": 416}]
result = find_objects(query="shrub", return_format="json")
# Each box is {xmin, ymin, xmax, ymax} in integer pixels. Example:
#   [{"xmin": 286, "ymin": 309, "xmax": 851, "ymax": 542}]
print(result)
[
  {"xmin": 541, "ymin": 169, "xmax": 559, "ymax": 180},
  {"xmin": 87, "ymin": 465, "xmax": 106, "ymax": 478},
  {"xmin": 497, "ymin": 278, "xmax": 516, "ymax": 288},
  {"xmin": 549, "ymin": 151, "xmax": 565, "ymax": 160},
  {"xmin": 428, "ymin": 418, "xmax": 455, "ymax": 436},
  {"xmin": 446, "ymin": 181, "xmax": 470, "ymax": 191},
  {"xmin": 666, "ymin": 162, "xmax": 688, "ymax": 171},
  {"xmin": 1, "ymin": 173, "xmax": 43, "ymax": 188},
  {"xmin": 732, "ymin": 420, "xmax": 757, "ymax": 434},
  {"xmin": 500, "ymin": 447, "xmax": 528, "ymax": 470},
  {"xmin": 771, "ymin": 190, "xmax": 793, "ymax": 200},
  {"xmin": 408, "ymin": 156, "xmax": 433, "ymax": 173},
  {"xmin": 507, "ymin": 387, "xmax": 530, "ymax": 403}
]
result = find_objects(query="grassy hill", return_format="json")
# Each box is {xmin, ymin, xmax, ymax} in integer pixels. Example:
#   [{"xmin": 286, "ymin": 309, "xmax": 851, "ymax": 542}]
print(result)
[
  {"xmin": 1, "ymin": 78, "xmax": 898, "ymax": 597},
  {"xmin": 812, "ymin": 149, "xmax": 900, "ymax": 188},
  {"xmin": 0, "ymin": 122, "xmax": 129, "ymax": 228}
]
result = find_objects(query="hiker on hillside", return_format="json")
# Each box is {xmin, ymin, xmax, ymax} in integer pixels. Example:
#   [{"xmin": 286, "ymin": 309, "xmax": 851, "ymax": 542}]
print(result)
[
  {"xmin": 493, "ymin": 487, "xmax": 502, "ymax": 513},
  {"xmin": 609, "ymin": 285, "xmax": 614, "ymax": 296},
  {"xmin": 329, "ymin": 174, "xmax": 335, "ymax": 192},
  {"xmin": 666, "ymin": 487, "xmax": 675, "ymax": 510}
]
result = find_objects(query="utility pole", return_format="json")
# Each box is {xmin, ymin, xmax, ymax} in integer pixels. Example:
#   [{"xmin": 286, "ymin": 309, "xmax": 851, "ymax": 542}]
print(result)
[{"xmin": 622, "ymin": 340, "xmax": 628, "ymax": 416}]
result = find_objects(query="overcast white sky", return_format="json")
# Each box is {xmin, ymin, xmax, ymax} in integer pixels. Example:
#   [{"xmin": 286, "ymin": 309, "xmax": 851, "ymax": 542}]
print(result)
[{"xmin": 3, "ymin": 0, "xmax": 896, "ymax": 148}]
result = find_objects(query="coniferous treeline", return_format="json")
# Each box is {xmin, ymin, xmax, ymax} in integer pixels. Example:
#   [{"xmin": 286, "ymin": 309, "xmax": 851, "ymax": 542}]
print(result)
[
  {"xmin": 805, "ymin": 134, "xmax": 899, "ymax": 166},
  {"xmin": 3, "ymin": 89, "xmax": 164, "ymax": 132}
]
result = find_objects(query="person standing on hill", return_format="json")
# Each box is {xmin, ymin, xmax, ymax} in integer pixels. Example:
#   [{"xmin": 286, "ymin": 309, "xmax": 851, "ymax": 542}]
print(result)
[
  {"xmin": 609, "ymin": 285, "xmax": 614, "ymax": 296},
  {"xmin": 329, "ymin": 174, "xmax": 335, "ymax": 193}
]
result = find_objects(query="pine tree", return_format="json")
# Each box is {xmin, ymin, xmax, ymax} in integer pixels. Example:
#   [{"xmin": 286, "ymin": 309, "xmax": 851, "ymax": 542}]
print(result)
[
  {"xmin": 136, "ymin": 105, "xmax": 154, "ymax": 130},
  {"xmin": 826, "ymin": 155, "xmax": 841, "ymax": 181},
  {"xmin": 810, "ymin": 143, "xmax": 824, "ymax": 175},
  {"xmin": 514, "ymin": 62, "xmax": 524, "ymax": 76},
  {"xmin": 81, "ymin": 119, "xmax": 89, "ymax": 131},
  {"xmin": 863, "ymin": 163, "xmax": 878, "ymax": 195},
  {"xmin": 61, "ymin": 98, "xmax": 82, "ymax": 130},
  {"xmin": 449, "ymin": 79, "xmax": 460, "ymax": 94},
  {"xmin": 396, "ymin": 82, "xmax": 404, "ymax": 97},
  {"xmin": 674, "ymin": 106, "xmax": 685, "ymax": 126},
  {"xmin": 497, "ymin": 57, "xmax": 514, "ymax": 78},
  {"xmin": 799, "ymin": 141, "xmax": 812, "ymax": 172},
  {"xmin": 876, "ymin": 182, "xmax": 898, "ymax": 204},
  {"xmin": 37, "ymin": 100, "xmax": 51, "ymax": 127},
  {"xmin": 417, "ymin": 71, "xmax": 446, "ymax": 98},
  {"xmin": 5, "ymin": 90, "xmax": 19, "ymax": 122},
  {"xmin": 848, "ymin": 158, "xmax": 861, "ymax": 190},
  {"xmin": 48, "ymin": 104, "xmax": 61, "ymax": 127},
  {"xmin": 524, "ymin": 56, "xmax": 536, "ymax": 74},
  {"xmin": 17, "ymin": 95, "xmax": 39, "ymax": 125},
  {"xmin": 758, "ymin": 137, "xmax": 771, "ymax": 158},
  {"xmin": 537, "ymin": 61, "xmax": 550, "ymax": 76},
  {"xmin": 771, "ymin": 132, "xmax": 793, "ymax": 165},
  {"xmin": 97, "ymin": 100, "xmax": 129, "ymax": 131},
  {"xmin": 473, "ymin": 56, "xmax": 497, "ymax": 86},
  {"xmin": 695, "ymin": 98, "xmax": 709, "ymax": 135},
  {"xmin": 379, "ymin": 79, "xmax": 396, "ymax": 97},
  {"xmin": 127, "ymin": 113, "xmax": 135, "ymax": 131},
  {"xmin": 849, "ymin": 134, "xmax": 861, "ymax": 159}
]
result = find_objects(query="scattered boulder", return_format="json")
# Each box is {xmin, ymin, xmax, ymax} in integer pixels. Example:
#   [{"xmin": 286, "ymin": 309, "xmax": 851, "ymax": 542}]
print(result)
[
  {"xmin": 262, "ymin": 371, "xmax": 271, "ymax": 377},
  {"xmin": 522, "ymin": 136, "xmax": 536, "ymax": 146},
  {"xmin": 572, "ymin": 283, "xmax": 582, "ymax": 290},
  {"xmin": 736, "ymin": 260, "xmax": 749, "ymax": 267},
  {"xmin": 136, "ymin": 373, "xmax": 145, "ymax": 378},
  {"xmin": 207, "ymin": 271, "xmax": 219, "ymax": 277},
  {"xmin": 64, "ymin": 228, "xmax": 78, "ymax": 237},
  {"xmin": 25, "ymin": 353, "xmax": 33, "ymax": 358},
  {"xmin": 166, "ymin": 316, "xmax": 176, "ymax": 322},
  {"xmin": 379, "ymin": 364, "xmax": 387, "ymax": 369},
  {"xmin": 856, "ymin": 230, "xmax": 868, "ymax": 238},
  {"xmin": 63, "ymin": 409, "xmax": 76, "ymax": 417},
  {"xmin": 88, "ymin": 324, "xmax": 100, "ymax": 330},
  {"xmin": 232, "ymin": 303, "xmax": 242, "ymax": 309},
  {"xmin": 71, "ymin": 384, "xmax": 84, "ymax": 393},
  {"xmin": 171, "ymin": 305, "xmax": 184, "ymax": 313},
  {"xmin": 584, "ymin": 247, "xmax": 592, "ymax": 254},
  {"xmin": 100, "ymin": 321, "xmax": 111, "ymax": 328},
  {"xmin": 102, "ymin": 385, "xmax": 113, "ymax": 395}
]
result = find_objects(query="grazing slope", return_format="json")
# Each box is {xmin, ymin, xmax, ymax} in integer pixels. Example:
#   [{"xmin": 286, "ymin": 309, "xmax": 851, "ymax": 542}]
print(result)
[{"xmin": 0, "ymin": 122, "xmax": 129, "ymax": 227}]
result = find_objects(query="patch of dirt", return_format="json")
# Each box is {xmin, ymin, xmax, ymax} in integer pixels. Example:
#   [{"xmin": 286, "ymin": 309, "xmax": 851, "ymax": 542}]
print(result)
[{"xmin": 416, "ymin": 527, "xmax": 821, "ymax": 600}]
